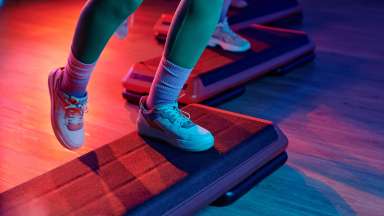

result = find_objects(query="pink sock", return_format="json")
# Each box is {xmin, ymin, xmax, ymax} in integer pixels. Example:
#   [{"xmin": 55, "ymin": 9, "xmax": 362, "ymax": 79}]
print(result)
[{"xmin": 61, "ymin": 52, "xmax": 96, "ymax": 97}]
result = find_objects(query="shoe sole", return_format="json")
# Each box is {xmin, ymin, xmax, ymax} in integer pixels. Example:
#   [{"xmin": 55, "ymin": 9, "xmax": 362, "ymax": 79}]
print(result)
[
  {"xmin": 137, "ymin": 114, "xmax": 214, "ymax": 152},
  {"xmin": 208, "ymin": 38, "xmax": 251, "ymax": 52},
  {"xmin": 48, "ymin": 68, "xmax": 81, "ymax": 150}
]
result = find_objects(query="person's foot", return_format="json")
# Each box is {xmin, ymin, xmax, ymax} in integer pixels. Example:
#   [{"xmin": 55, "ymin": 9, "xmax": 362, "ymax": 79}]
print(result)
[
  {"xmin": 137, "ymin": 97, "xmax": 214, "ymax": 152},
  {"xmin": 48, "ymin": 68, "xmax": 88, "ymax": 149},
  {"xmin": 208, "ymin": 18, "xmax": 251, "ymax": 52},
  {"xmin": 231, "ymin": 0, "xmax": 248, "ymax": 8}
]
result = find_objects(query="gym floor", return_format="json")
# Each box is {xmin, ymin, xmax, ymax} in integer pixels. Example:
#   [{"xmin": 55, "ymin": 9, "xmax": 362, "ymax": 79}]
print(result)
[{"xmin": 0, "ymin": 0, "xmax": 383, "ymax": 215}]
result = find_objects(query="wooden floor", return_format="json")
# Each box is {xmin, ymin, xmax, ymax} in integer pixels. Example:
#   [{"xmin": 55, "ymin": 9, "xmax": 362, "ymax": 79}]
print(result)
[{"xmin": 0, "ymin": 0, "xmax": 383, "ymax": 215}]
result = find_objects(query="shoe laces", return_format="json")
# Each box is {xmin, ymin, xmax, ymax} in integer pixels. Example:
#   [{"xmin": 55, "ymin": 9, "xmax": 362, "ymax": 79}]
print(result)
[
  {"xmin": 63, "ymin": 96, "xmax": 88, "ymax": 126},
  {"xmin": 157, "ymin": 104, "xmax": 194, "ymax": 128}
]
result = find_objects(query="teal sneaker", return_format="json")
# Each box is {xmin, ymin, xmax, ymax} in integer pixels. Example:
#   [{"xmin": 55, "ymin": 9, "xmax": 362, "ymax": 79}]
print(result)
[{"xmin": 137, "ymin": 97, "xmax": 214, "ymax": 152}]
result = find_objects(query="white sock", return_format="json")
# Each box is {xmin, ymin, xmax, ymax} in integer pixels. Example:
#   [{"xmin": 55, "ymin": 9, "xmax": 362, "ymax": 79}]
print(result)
[{"xmin": 146, "ymin": 57, "xmax": 192, "ymax": 109}]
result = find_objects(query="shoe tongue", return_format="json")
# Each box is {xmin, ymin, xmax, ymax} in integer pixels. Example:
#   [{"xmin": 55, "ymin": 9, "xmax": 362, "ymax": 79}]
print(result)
[
  {"xmin": 222, "ymin": 24, "xmax": 236, "ymax": 36},
  {"xmin": 62, "ymin": 91, "xmax": 88, "ymax": 105},
  {"xmin": 154, "ymin": 103, "xmax": 195, "ymax": 128}
]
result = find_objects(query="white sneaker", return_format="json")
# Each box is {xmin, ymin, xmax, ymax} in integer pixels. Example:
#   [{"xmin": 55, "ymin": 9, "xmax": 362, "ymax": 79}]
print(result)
[
  {"xmin": 208, "ymin": 18, "xmax": 251, "ymax": 52},
  {"xmin": 137, "ymin": 97, "xmax": 214, "ymax": 152},
  {"xmin": 48, "ymin": 68, "xmax": 88, "ymax": 149},
  {"xmin": 231, "ymin": 0, "xmax": 248, "ymax": 8}
]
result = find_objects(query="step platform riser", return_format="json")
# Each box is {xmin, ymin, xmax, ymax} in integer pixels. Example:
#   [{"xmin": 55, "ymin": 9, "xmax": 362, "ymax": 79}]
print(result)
[
  {"xmin": 0, "ymin": 105, "xmax": 288, "ymax": 216},
  {"xmin": 123, "ymin": 25, "xmax": 315, "ymax": 104}
]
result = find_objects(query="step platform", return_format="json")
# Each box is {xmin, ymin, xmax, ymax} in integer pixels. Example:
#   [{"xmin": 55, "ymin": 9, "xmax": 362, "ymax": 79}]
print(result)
[
  {"xmin": 123, "ymin": 25, "xmax": 315, "ymax": 105},
  {"xmin": 0, "ymin": 104, "xmax": 288, "ymax": 216},
  {"xmin": 154, "ymin": 0, "xmax": 303, "ymax": 42}
]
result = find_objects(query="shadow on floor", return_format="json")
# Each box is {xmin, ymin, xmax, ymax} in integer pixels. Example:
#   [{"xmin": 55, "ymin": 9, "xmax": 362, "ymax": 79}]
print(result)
[{"xmin": 198, "ymin": 165, "xmax": 356, "ymax": 216}]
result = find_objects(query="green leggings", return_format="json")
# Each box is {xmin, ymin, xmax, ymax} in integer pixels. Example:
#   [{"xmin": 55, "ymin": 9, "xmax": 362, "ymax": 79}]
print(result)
[{"xmin": 71, "ymin": 0, "xmax": 223, "ymax": 68}]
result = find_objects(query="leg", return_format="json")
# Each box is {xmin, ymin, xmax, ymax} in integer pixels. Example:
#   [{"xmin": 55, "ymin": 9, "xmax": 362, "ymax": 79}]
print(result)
[
  {"xmin": 138, "ymin": 0, "xmax": 224, "ymax": 152},
  {"xmin": 62, "ymin": 0, "xmax": 143, "ymax": 97},
  {"xmin": 147, "ymin": 0, "xmax": 224, "ymax": 108},
  {"xmin": 49, "ymin": 0, "xmax": 143, "ymax": 149},
  {"xmin": 164, "ymin": 0, "xmax": 224, "ymax": 68},
  {"xmin": 72, "ymin": 0, "xmax": 143, "ymax": 63},
  {"xmin": 220, "ymin": 0, "xmax": 232, "ymax": 23}
]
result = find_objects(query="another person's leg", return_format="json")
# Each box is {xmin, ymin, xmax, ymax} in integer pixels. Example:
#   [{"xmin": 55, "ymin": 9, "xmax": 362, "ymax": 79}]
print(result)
[
  {"xmin": 49, "ymin": 0, "xmax": 143, "ymax": 149},
  {"xmin": 220, "ymin": 0, "xmax": 233, "ymax": 23},
  {"xmin": 114, "ymin": 14, "xmax": 135, "ymax": 39},
  {"xmin": 208, "ymin": 0, "xmax": 251, "ymax": 52},
  {"xmin": 138, "ymin": 0, "xmax": 224, "ymax": 152}
]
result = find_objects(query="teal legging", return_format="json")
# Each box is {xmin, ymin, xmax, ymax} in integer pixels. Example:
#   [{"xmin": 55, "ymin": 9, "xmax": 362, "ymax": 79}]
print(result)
[{"xmin": 71, "ymin": 0, "xmax": 223, "ymax": 68}]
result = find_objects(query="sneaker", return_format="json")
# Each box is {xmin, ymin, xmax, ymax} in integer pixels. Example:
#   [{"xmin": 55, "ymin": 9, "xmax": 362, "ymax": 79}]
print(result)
[
  {"xmin": 137, "ymin": 97, "xmax": 214, "ymax": 152},
  {"xmin": 231, "ymin": 0, "xmax": 248, "ymax": 8},
  {"xmin": 208, "ymin": 18, "xmax": 251, "ymax": 52},
  {"xmin": 48, "ymin": 68, "xmax": 88, "ymax": 149}
]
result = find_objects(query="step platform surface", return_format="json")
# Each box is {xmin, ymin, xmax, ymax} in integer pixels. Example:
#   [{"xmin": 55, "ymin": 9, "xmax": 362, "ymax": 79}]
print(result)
[
  {"xmin": 124, "ymin": 25, "xmax": 315, "ymax": 104},
  {"xmin": 0, "ymin": 104, "xmax": 287, "ymax": 216},
  {"xmin": 228, "ymin": 0, "xmax": 302, "ymax": 28},
  {"xmin": 154, "ymin": 0, "xmax": 302, "ymax": 41}
]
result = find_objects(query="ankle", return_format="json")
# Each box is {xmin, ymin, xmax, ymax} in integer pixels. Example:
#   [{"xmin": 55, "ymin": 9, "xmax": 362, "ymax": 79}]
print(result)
[
  {"xmin": 60, "ymin": 86, "xmax": 87, "ymax": 98},
  {"xmin": 146, "ymin": 57, "xmax": 192, "ymax": 109},
  {"xmin": 60, "ymin": 52, "xmax": 95, "ymax": 98}
]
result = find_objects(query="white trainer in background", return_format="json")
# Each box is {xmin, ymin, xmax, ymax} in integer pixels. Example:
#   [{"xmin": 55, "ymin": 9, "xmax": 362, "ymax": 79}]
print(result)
[{"xmin": 208, "ymin": 18, "xmax": 251, "ymax": 52}]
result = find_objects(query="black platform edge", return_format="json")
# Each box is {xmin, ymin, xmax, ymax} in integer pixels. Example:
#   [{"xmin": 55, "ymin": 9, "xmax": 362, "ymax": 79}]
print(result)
[
  {"xmin": 271, "ymin": 51, "xmax": 316, "ymax": 75},
  {"xmin": 199, "ymin": 86, "xmax": 246, "ymax": 106},
  {"xmin": 230, "ymin": 9, "xmax": 303, "ymax": 30},
  {"xmin": 266, "ymin": 12, "xmax": 303, "ymax": 27},
  {"xmin": 122, "ymin": 90, "xmax": 143, "ymax": 105},
  {"xmin": 155, "ymin": 34, "xmax": 167, "ymax": 44},
  {"xmin": 123, "ymin": 85, "xmax": 246, "ymax": 107},
  {"xmin": 211, "ymin": 151, "xmax": 288, "ymax": 206}
]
